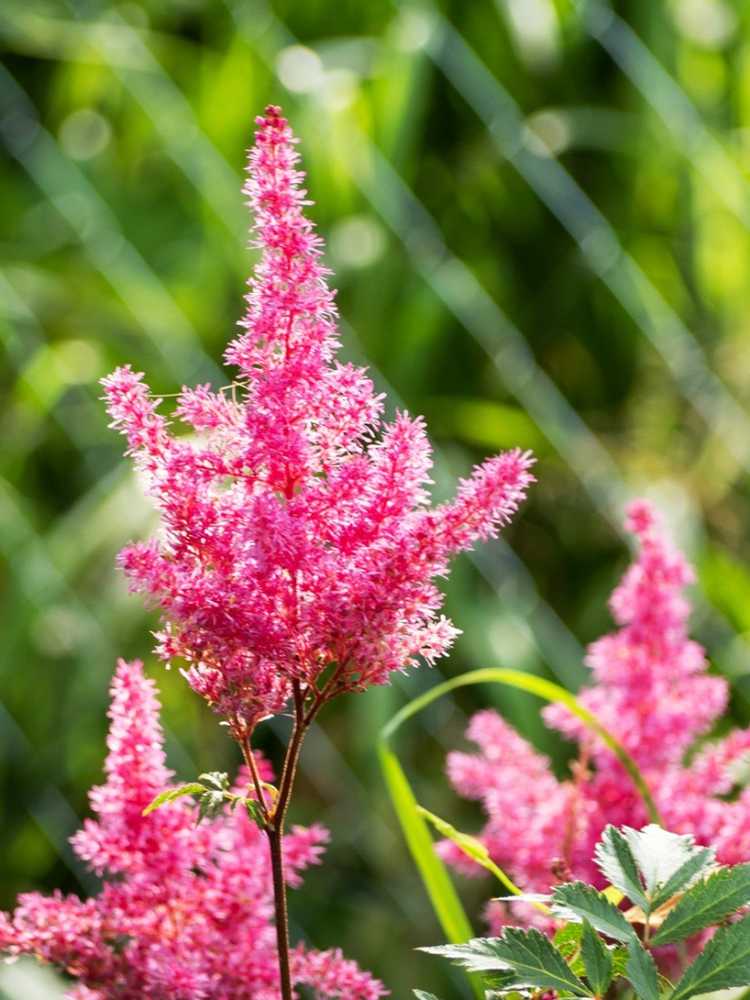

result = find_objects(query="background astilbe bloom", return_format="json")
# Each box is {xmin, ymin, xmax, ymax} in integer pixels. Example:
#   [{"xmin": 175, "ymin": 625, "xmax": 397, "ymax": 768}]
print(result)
[
  {"xmin": 101, "ymin": 106, "xmax": 534, "ymax": 736},
  {"xmin": 441, "ymin": 500, "xmax": 750, "ymax": 929},
  {"xmin": 0, "ymin": 660, "xmax": 387, "ymax": 1000}
]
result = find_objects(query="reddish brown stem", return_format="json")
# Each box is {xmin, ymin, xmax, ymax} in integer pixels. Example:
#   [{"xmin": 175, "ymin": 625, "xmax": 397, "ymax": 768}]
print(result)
[
  {"xmin": 266, "ymin": 680, "xmax": 323, "ymax": 1000},
  {"xmin": 242, "ymin": 737, "xmax": 270, "ymax": 820},
  {"xmin": 267, "ymin": 824, "xmax": 294, "ymax": 1000}
]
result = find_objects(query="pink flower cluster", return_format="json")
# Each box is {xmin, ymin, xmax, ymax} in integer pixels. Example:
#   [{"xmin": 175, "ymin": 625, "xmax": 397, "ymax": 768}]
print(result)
[
  {"xmin": 442, "ymin": 500, "xmax": 750, "ymax": 926},
  {"xmin": 102, "ymin": 107, "xmax": 534, "ymax": 732},
  {"xmin": 0, "ymin": 660, "xmax": 387, "ymax": 1000}
]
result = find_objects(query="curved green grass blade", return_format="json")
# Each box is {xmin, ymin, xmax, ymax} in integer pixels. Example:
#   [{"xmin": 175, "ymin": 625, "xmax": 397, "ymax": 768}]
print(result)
[
  {"xmin": 380, "ymin": 668, "xmax": 661, "ymax": 824},
  {"xmin": 377, "ymin": 745, "xmax": 484, "ymax": 1000}
]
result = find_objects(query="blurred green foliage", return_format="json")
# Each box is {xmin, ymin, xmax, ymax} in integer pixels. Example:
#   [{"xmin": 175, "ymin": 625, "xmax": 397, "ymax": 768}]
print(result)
[{"xmin": 3, "ymin": 0, "xmax": 750, "ymax": 996}]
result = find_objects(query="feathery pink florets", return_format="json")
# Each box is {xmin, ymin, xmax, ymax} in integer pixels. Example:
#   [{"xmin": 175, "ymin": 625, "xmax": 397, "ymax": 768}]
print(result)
[
  {"xmin": 102, "ymin": 106, "xmax": 534, "ymax": 729},
  {"xmin": 546, "ymin": 500, "xmax": 724, "ymax": 769},
  {"xmin": 1, "ymin": 661, "xmax": 386, "ymax": 999},
  {"xmin": 444, "ymin": 500, "xmax": 750, "ymax": 926}
]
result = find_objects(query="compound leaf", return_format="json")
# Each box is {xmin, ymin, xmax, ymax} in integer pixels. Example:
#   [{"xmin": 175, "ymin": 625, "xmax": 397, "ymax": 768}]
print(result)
[
  {"xmin": 581, "ymin": 920, "xmax": 613, "ymax": 996},
  {"xmin": 420, "ymin": 938, "xmax": 511, "ymax": 974},
  {"xmin": 422, "ymin": 929, "xmax": 590, "ymax": 995},
  {"xmin": 552, "ymin": 881, "xmax": 635, "ymax": 943},
  {"xmin": 648, "ymin": 847, "xmax": 715, "ymax": 913},
  {"xmin": 653, "ymin": 864, "xmax": 750, "ymax": 946},
  {"xmin": 671, "ymin": 914, "xmax": 750, "ymax": 1000},
  {"xmin": 624, "ymin": 939, "xmax": 659, "ymax": 1000},
  {"xmin": 595, "ymin": 826, "xmax": 648, "ymax": 911},
  {"xmin": 198, "ymin": 771, "xmax": 230, "ymax": 791},
  {"xmin": 623, "ymin": 825, "xmax": 715, "ymax": 912},
  {"xmin": 197, "ymin": 788, "xmax": 227, "ymax": 823}
]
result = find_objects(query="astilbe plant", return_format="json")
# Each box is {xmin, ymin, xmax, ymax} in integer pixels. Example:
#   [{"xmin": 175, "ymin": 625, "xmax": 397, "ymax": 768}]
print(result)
[
  {"xmin": 96, "ymin": 106, "xmax": 534, "ymax": 996},
  {"xmin": 0, "ymin": 659, "xmax": 386, "ymax": 1000},
  {"xmin": 441, "ymin": 500, "xmax": 750, "ymax": 930}
]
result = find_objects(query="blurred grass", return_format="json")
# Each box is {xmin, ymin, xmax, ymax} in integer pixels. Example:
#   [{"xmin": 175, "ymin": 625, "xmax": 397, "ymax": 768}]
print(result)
[{"xmin": 3, "ymin": 0, "xmax": 750, "ymax": 995}]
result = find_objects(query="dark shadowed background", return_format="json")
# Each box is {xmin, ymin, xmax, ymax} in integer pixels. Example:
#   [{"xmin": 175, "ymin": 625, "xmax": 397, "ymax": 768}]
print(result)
[{"xmin": 3, "ymin": 0, "xmax": 750, "ymax": 995}]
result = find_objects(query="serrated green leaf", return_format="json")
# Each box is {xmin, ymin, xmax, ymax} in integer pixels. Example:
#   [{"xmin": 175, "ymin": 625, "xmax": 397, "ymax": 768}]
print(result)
[
  {"xmin": 623, "ymin": 825, "xmax": 715, "ymax": 911},
  {"xmin": 625, "ymin": 939, "xmax": 659, "ymax": 1000},
  {"xmin": 581, "ymin": 920, "xmax": 613, "ymax": 996},
  {"xmin": 142, "ymin": 782, "xmax": 205, "ymax": 816},
  {"xmin": 648, "ymin": 847, "xmax": 715, "ymax": 913},
  {"xmin": 670, "ymin": 914, "xmax": 750, "ymax": 1000},
  {"xmin": 197, "ymin": 789, "xmax": 226, "ymax": 823},
  {"xmin": 198, "ymin": 771, "xmax": 230, "ymax": 791},
  {"xmin": 436, "ymin": 928, "xmax": 591, "ymax": 995},
  {"xmin": 552, "ymin": 881, "xmax": 635, "ymax": 943},
  {"xmin": 653, "ymin": 864, "xmax": 750, "ymax": 946},
  {"xmin": 420, "ymin": 939, "xmax": 511, "ymax": 974},
  {"xmin": 594, "ymin": 826, "xmax": 648, "ymax": 911},
  {"xmin": 495, "ymin": 928, "xmax": 590, "ymax": 995}
]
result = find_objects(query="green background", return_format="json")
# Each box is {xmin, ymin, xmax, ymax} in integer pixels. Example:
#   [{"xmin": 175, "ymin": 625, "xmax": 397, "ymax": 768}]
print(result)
[{"xmin": 3, "ymin": 0, "xmax": 750, "ymax": 995}]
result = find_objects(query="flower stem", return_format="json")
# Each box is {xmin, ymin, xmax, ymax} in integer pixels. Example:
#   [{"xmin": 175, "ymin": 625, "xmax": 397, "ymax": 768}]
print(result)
[
  {"xmin": 266, "ymin": 681, "xmax": 321, "ymax": 1000},
  {"xmin": 268, "ymin": 824, "xmax": 294, "ymax": 1000}
]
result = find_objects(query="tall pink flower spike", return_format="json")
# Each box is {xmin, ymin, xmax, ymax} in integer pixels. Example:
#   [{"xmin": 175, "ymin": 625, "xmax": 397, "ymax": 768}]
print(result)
[
  {"xmin": 1, "ymin": 660, "xmax": 387, "ymax": 1000},
  {"xmin": 443, "ymin": 500, "xmax": 750, "ymax": 930},
  {"xmin": 101, "ymin": 107, "xmax": 535, "ymax": 743}
]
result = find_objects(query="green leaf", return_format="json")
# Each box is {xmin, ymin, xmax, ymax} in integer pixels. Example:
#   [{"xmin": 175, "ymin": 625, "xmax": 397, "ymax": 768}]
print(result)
[
  {"xmin": 594, "ymin": 825, "xmax": 648, "ymax": 911},
  {"xmin": 623, "ymin": 825, "xmax": 715, "ymax": 911},
  {"xmin": 581, "ymin": 921, "xmax": 613, "ymax": 996},
  {"xmin": 427, "ymin": 928, "xmax": 591, "ymax": 995},
  {"xmin": 197, "ymin": 789, "xmax": 226, "ymax": 823},
  {"xmin": 494, "ymin": 928, "xmax": 590, "ymax": 995},
  {"xmin": 648, "ymin": 846, "xmax": 716, "ymax": 913},
  {"xmin": 476, "ymin": 970, "xmax": 518, "ymax": 993},
  {"xmin": 420, "ymin": 938, "xmax": 511, "ymax": 974},
  {"xmin": 552, "ymin": 881, "xmax": 635, "ymax": 943},
  {"xmin": 624, "ymin": 939, "xmax": 659, "ymax": 1000},
  {"xmin": 671, "ymin": 914, "xmax": 750, "ymax": 1000},
  {"xmin": 653, "ymin": 864, "xmax": 750, "ymax": 946},
  {"xmin": 413, "ymin": 992, "xmax": 441, "ymax": 1000},
  {"xmin": 554, "ymin": 922, "xmax": 585, "ymax": 976},
  {"xmin": 198, "ymin": 771, "xmax": 230, "ymax": 791},
  {"xmin": 142, "ymin": 782, "xmax": 205, "ymax": 816}
]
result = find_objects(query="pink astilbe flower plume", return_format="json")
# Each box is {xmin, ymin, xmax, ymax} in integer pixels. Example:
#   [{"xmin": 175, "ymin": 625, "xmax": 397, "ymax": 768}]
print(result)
[
  {"xmin": 0, "ymin": 660, "xmax": 387, "ymax": 1000},
  {"xmin": 101, "ymin": 107, "xmax": 534, "ymax": 735},
  {"xmin": 443, "ymin": 500, "xmax": 750, "ymax": 930}
]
